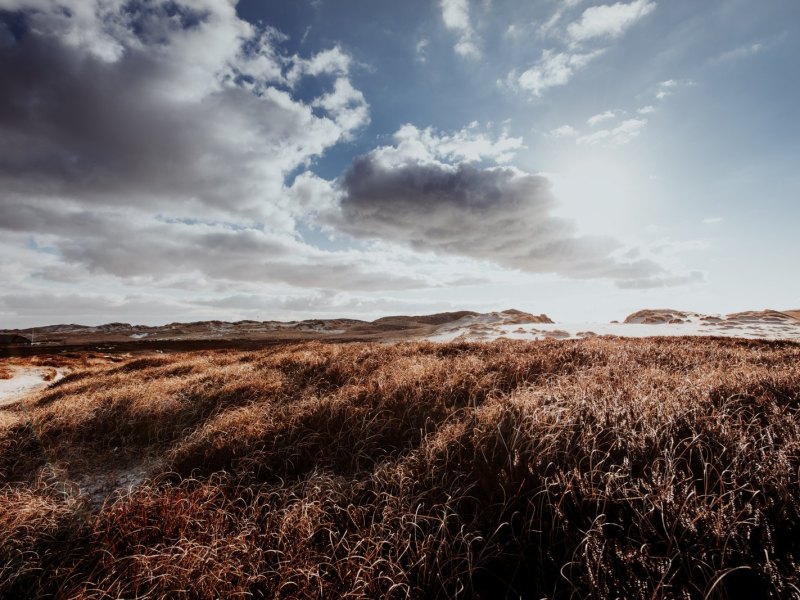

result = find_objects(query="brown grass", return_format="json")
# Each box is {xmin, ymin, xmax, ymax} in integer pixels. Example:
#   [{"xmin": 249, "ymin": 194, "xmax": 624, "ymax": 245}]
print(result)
[{"xmin": 1, "ymin": 338, "xmax": 799, "ymax": 598}]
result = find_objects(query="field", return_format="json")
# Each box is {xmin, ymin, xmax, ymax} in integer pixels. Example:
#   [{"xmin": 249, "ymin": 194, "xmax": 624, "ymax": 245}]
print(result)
[{"xmin": 1, "ymin": 337, "xmax": 799, "ymax": 598}]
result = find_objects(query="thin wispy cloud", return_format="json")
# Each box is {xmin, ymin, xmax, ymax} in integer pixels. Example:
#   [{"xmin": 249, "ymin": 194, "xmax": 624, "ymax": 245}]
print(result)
[
  {"xmin": 576, "ymin": 118, "xmax": 648, "ymax": 147},
  {"xmin": 724, "ymin": 42, "xmax": 763, "ymax": 61},
  {"xmin": 587, "ymin": 110, "xmax": 619, "ymax": 127},
  {"xmin": 515, "ymin": 1, "xmax": 657, "ymax": 98},
  {"xmin": 549, "ymin": 125, "xmax": 580, "ymax": 138},
  {"xmin": 415, "ymin": 39, "xmax": 430, "ymax": 63}
]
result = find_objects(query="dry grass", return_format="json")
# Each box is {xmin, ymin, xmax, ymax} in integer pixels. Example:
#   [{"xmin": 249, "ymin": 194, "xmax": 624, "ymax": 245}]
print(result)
[{"xmin": 1, "ymin": 337, "xmax": 799, "ymax": 599}]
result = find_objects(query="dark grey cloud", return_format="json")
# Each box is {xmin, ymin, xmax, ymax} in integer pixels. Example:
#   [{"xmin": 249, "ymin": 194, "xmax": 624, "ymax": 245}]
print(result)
[
  {"xmin": 0, "ymin": 5, "xmax": 358, "ymax": 217},
  {"xmin": 329, "ymin": 152, "xmax": 667, "ymax": 285}
]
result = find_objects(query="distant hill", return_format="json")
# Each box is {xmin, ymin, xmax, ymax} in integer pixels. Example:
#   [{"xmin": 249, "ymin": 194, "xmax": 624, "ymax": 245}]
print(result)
[
  {"xmin": 0, "ymin": 334, "xmax": 31, "ymax": 346},
  {"xmin": 623, "ymin": 309, "xmax": 694, "ymax": 324},
  {"xmin": 0, "ymin": 309, "xmax": 551, "ymax": 348},
  {"xmin": 373, "ymin": 310, "xmax": 479, "ymax": 327},
  {"xmin": 623, "ymin": 308, "xmax": 800, "ymax": 329}
]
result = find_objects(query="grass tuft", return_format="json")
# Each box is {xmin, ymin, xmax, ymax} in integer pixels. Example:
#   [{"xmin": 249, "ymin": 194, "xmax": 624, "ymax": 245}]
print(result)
[{"xmin": 1, "ymin": 338, "xmax": 799, "ymax": 598}]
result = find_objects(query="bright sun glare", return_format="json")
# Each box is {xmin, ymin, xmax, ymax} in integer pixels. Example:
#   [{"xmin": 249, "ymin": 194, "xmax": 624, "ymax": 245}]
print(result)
[{"xmin": 551, "ymin": 154, "xmax": 641, "ymax": 236}]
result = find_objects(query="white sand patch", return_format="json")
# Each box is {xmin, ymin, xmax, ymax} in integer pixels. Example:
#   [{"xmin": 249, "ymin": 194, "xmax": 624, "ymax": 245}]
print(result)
[
  {"xmin": 428, "ymin": 319, "xmax": 800, "ymax": 343},
  {"xmin": 0, "ymin": 367, "xmax": 65, "ymax": 408}
]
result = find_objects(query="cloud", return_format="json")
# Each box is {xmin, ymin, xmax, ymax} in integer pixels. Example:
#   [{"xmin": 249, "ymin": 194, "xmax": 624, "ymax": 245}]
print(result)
[
  {"xmin": 615, "ymin": 271, "xmax": 704, "ymax": 289},
  {"xmin": 637, "ymin": 105, "xmax": 655, "ymax": 114},
  {"xmin": 375, "ymin": 123, "xmax": 525, "ymax": 165},
  {"xmin": 702, "ymin": 217, "xmax": 724, "ymax": 225},
  {"xmin": 440, "ymin": 0, "xmax": 481, "ymax": 58},
  {"xmin": 517, "ymin": 49, "xmax": 604, "ymax": 96},
  {"xmin": 566, "ymin": 0, "xmax": 656, "ymax": 44},
  {"xmin": 537, "ymin": 0, "xmax": 584, "ymax": 37},
  {"xmin": 286, "ymin": 45, "xmax": 352, "ymax": 85},
  {"xmin": 549, "ymin": 125, "xmax": 580, "ymax": 138},
  {"xmin": 0, "ymin": 1, "xmax": 370, "ymax": 221},
  {"xmin": 321, "ymin": 127, "xmax": 672, "ymax": 286},
  {"xmin": 587, "ymin": 110, "xmax": 618, "ymax": 126},
  {"xmin": 653, "ymin": 78, "xmax": 694, "ymax": 100},
  {"xmin": 0, "ymin": 0, "xmax": 444, "ymax": 322},
  {"xmin": 576, "ymin": 118, "xmax": 647, "ymax": 147},
  {"xmin": 713, "ymin": 42, "xmax": 763, "ymax": 64},
  {"xmin": 415, "ymin": 38, "xmax": 429, "ymax": 63},
  {"xmin": 515, "ymin": 1, "xmax": 655, "ymax": 98}
]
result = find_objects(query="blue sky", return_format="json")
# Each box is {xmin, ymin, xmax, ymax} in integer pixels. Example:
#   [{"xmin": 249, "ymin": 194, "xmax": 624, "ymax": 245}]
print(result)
[{"xmin": 0, "ymin": 0, "xmax": 798, "ymax": 326}]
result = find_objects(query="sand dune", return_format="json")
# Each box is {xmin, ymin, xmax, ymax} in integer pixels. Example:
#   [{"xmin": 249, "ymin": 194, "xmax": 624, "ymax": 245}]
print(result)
[
  {"xmin": 2, "ymin": 308, "xmax": 799, "ymax": 351},
  {"xmin": 429, "ymin": 308, "xmax": 800, "ymax": 342}
]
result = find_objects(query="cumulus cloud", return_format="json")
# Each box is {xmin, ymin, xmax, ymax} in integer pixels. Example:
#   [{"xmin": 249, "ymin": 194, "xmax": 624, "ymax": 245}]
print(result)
[
  {"xmin": 567, "ymin": 0, "xmax": 656, "ymax": 43},
  {"xmin": 0, "ymin": 0, "xmax": 441, "ymax": 326},
  {"xmin": 321, "ymin": 127, "xmax": 673, "ymax": 286},
  {"xmin": 576, "ymin": 118, "xmax": 647, "ymax": 147},
  {"xmin": 440, "ymin": 0, "xmax": 481, "ymax": 58},
  {"xmin": 517, "ymin": 49, "xmax": 604, "ymax": 96},
  {"xmin": 368, "ymin": 123, "xmax": 525, "ymax": 166},
  {"xmin": 0, "ymin": 1, "xmax": 370, "ymax": 220}
]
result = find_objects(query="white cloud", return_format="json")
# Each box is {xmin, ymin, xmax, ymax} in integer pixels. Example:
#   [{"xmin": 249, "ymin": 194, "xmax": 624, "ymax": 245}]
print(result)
[
  {"xmin": 376, "ymin": 123, "xmax": 525, "ymax": 165},
  {"xmin": 286, "ymin": 45, "xmax": 352, "ymax": 85},
  {"xmin": 567, "ymin": 0, "xmax": 656, "ymax": 43},
  {"xmin": 587, "ymin": 110, "xmax": 618, "ymax": 126},
  {"xmin": 440, "ymin": 0, "xmax": 481, "ymax": 58},
  {"xmin": 415, "ymin": 38, "xmax": 430, "ymax": 63},
  {"xmin": 549, "ymin": 125, "xmax": 579, "ymax": 138},
  {"xmin": 538, "ymin": 0, "xmax": 584, "ymax": 37},
  {"xmin": 703, "ymin": 217, "xmax": 724, "ymax": 225},
  {"xmin": 517, "ymin": 49, "xmax": 604, "ymax": 96},
  {"xmin": 637, "ymin": 105, "xmax": 655, "ymax": 114},
  {"xmin": 576, "ymin": 118, "xmax": 647, "ymax": 147},
  {"xmin": 654, "ymin": 78, "xmax": 694, "ymax": 100},
  {"xmin": 714, "ymin": 42, "xmax": 763, "ymax": 63},
  {"xmin": 518, "ymin": 1, "xmax": 653, "ymax": 98},
  {"xmin": 312, "ymin": 78, "xmax": 370, "ymax": 139}
]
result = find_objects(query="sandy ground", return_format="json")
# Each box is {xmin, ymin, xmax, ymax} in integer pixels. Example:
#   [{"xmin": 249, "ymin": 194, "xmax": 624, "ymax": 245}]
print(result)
[
  {"xmin": 429, "ymin": 319, "xmax": 800, "ymax": 342},
  {"xmin": 0, "ymin": 366, "xmax": 64, "ymax": 408}
]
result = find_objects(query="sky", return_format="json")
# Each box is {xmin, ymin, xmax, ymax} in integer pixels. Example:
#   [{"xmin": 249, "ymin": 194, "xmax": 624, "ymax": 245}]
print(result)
[{"xmin": 1, "ymin": 0, "xmax": 799, "ymax": 327}]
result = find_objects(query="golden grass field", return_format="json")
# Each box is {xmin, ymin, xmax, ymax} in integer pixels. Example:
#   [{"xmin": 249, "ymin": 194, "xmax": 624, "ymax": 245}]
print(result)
[{"xmin": 1, "ymin": 337, "xmax": 799, "ymax": 598}]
